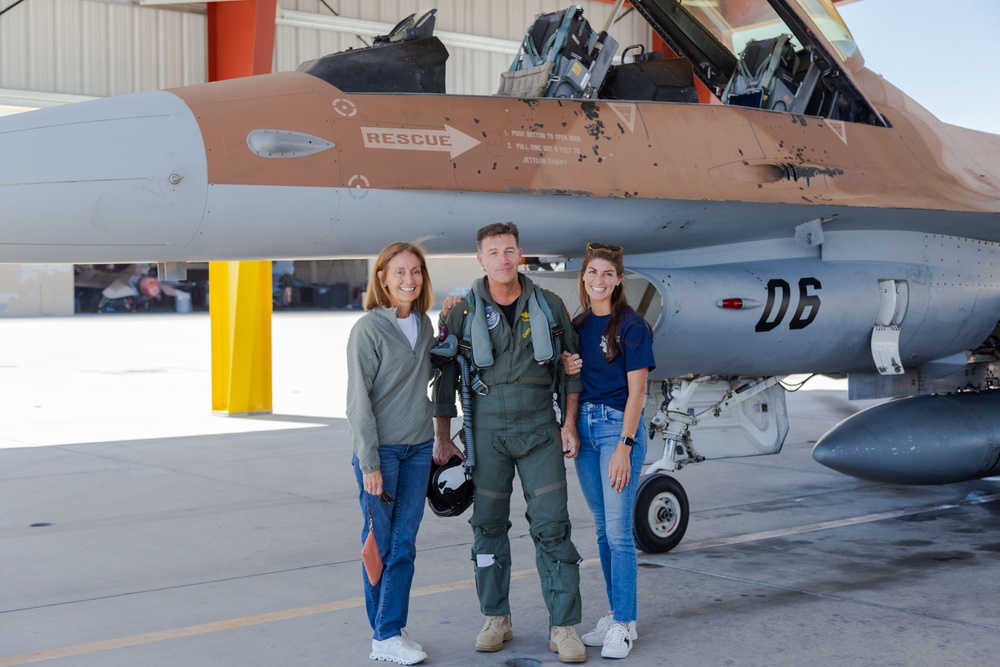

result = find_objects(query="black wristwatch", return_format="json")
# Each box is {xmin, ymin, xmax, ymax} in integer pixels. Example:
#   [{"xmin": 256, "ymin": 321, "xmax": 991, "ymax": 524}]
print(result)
[{"xmin": 618, "ymin": 435, "xmax": 635, "ymax": 447}]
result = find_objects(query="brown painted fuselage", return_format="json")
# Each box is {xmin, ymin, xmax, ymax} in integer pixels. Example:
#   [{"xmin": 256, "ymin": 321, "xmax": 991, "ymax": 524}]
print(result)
[{"xmin": 169, "ymin": 67, "xmax": 1000, "ymax": 260}]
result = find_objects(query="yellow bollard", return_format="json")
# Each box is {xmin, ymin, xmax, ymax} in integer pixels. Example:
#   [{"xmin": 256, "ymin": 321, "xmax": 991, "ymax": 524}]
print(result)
[{"xmin": 210, "ymin": 261, "xmax": 273, "ymax": 415}]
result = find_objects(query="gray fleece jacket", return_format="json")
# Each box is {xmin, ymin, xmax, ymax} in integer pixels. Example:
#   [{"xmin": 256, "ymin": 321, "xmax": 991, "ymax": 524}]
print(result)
[{"xmin": 346, "ymin": 307, "xmax": 435, "ymax": 473}]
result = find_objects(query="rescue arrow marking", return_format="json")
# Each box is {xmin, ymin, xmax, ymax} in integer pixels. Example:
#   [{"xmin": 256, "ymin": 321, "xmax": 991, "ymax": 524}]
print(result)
[
  {"xmin": 826, "ymin": 119, "xmax": 847, "ymax": 144},
  {"xmin": 361, "ymin": 124, "xmax": 480, "ymax": 159}
]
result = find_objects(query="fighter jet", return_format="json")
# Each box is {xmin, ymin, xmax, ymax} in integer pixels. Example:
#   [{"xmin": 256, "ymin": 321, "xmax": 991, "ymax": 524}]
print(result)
[{"xmin": 2, "ymin": 0, "xmax": 999, "ymax": 552}]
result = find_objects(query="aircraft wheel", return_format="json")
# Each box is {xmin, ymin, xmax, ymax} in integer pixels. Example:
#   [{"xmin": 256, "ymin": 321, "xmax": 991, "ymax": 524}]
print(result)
[{"xmin": 633, "ymin": 473, "xmax": 689, "ymax": 554}]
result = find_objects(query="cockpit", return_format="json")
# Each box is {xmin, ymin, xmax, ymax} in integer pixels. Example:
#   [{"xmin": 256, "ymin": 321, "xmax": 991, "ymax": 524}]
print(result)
[
  {"xmin": 634, "ymin": 0, "xmax": 886, "ymax": 125},
  {"xmin": 297, "ymin": 0, "xmax": 887, "ymax": 128}
]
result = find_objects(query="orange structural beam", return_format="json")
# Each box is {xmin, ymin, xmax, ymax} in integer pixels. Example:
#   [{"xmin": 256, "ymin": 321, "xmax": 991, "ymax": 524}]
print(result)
[
  {"xmin": 206, "ymin": 0, "xmax": 277, "ymax": 415},
  {"xmin": 207, "ymin": 0, "xmax": 277, "ymax": 80}
]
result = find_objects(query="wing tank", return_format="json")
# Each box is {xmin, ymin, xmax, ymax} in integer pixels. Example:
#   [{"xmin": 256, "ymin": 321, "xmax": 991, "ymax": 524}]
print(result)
[{"xmin": 813, "ymin": 392, "xmax": 1000, "ymax": 484}]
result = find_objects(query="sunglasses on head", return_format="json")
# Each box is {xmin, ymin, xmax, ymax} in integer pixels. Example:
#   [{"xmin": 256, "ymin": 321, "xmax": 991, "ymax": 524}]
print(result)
[{"xmin": 586, "ymin": 242, "xmax": 624, "ymax": 255}]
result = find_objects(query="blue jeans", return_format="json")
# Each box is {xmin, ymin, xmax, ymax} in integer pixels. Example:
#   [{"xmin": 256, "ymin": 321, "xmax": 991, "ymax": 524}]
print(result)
[
  {"xmin": 353, "ymin": 440, "xmax": 433, "ymax": 641},
  {"xmin": 574, "ymin": 403, "xmax": 646, "ymax": 624}
]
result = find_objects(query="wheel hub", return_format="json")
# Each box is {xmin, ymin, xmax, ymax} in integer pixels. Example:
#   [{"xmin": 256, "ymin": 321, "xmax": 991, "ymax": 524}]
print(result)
[{"xmin": 648, "ymin": 492, "xmax": 679, "ymax": 537}]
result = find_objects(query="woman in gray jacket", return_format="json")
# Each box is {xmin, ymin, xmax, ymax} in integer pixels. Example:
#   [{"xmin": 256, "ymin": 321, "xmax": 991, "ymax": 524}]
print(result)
[{"xmin": 347, "ymin": 241, "xmax": 436, "ymax": 666}]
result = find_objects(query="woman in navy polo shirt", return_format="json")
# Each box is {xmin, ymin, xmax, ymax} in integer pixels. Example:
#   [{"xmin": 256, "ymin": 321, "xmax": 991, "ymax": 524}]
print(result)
[{"xmin": 563, "ymin": 242, "xmax": 655, "ymax": 660}]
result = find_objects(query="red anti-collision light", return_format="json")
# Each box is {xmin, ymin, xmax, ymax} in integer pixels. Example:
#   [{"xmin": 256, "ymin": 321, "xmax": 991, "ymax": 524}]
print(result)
[{"xmin": 716, "ymin": 298, "xmax": 763, "ymax": 310}]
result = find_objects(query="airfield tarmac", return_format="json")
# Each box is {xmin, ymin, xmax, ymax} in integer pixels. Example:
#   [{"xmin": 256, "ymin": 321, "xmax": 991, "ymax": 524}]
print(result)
[{"xmin": 2, "ymin": 312, "xmax": 999, "ymax": 666}]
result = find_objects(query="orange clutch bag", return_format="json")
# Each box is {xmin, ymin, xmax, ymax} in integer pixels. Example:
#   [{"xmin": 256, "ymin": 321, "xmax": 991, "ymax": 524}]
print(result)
[{"xmin": 361, "ymin": 514, "xmax": 383, "ymax": 585}]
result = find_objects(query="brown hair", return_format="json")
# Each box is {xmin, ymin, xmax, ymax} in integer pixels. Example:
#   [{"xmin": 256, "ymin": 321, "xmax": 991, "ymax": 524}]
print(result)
[
  {"xmin": 575, "ymin": 243, "xmax": 633, "ymax": 363},
  {"xmin": 364, "ymin": 242, "xmax": 433, "ymax": 314},
  {"xmin": 476, "ymin": 222, "xmax": 520, "ymax": 251}
]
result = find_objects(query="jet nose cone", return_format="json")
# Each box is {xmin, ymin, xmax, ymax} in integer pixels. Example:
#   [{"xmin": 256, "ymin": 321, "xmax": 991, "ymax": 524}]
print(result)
[{"xmin": 0, "ymin": 91, "xmax": 207, "ymax": 263}]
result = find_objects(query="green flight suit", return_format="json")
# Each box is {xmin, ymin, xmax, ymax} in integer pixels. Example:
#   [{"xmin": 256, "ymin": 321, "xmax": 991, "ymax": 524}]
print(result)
[{"xmin": 433, "ymin": 273, "xmax": 584, "ymax": 626}]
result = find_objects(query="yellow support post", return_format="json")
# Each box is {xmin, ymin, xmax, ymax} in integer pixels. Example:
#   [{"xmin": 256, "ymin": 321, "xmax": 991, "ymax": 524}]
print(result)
[
  {"xmin": 210, "ymin": 260, "xmax": 273, "ymax": 415},
  {"xmin": 206, "ymin": 0, "xmax": 277, "ymax": 416}
]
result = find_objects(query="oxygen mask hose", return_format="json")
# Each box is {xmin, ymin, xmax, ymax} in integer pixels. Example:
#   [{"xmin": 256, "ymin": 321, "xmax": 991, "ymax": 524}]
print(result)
[{"xmin": 457, "ymin": 354, "xmax": 476, "ymax": 474}]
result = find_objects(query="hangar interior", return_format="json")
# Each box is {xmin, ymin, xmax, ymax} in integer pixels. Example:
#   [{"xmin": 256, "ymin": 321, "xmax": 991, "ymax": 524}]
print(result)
[{"xmin": 0, "ymin": 0, "xmax": 651, "ymax": 316}]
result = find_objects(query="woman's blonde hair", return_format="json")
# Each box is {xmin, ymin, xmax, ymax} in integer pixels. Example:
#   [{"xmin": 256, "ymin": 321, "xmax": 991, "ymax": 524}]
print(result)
[{"xmin": 364, "ymin": 242, "xmax": 433, "ymax": 313}]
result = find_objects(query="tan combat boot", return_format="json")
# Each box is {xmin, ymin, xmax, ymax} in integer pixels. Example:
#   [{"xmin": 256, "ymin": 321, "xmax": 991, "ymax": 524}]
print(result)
[
  {"xmin": 550, "ymin": 625, "xmax": 587, "ymax": 663},
  {"xmin": 475, "ymin": 614, "xmax": 513, "ymax": 652}
]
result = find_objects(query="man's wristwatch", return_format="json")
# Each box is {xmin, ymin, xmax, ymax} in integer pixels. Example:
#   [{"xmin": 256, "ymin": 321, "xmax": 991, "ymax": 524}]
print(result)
[{"xmin": 619, "ymin": 435, "xmax": 635, "ymax": 447}]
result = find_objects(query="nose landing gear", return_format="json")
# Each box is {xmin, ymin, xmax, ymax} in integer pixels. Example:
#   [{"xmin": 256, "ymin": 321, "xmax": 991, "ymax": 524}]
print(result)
[{"xmin": 633, "ymin": 473, "xmax": 689, "ymax": 554}]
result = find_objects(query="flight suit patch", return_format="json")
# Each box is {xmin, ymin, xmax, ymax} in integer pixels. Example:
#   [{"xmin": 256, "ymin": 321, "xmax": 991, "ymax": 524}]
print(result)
[{"xmin": 484, "ymin": 305, "xmax": 500, "ymax": 330}]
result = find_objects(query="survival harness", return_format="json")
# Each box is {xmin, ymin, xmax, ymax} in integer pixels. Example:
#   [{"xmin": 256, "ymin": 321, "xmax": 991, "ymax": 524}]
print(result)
[
  {"xmin": 461, "ymin": 282, "xmax": 565, "ymax": 406},
  {"xmin": 431, "ymin": 282, "xmax": 569, "ymax": 476}
]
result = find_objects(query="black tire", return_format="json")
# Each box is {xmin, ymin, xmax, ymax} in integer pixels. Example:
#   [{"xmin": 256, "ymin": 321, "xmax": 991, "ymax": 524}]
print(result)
[{"xmin": 633, "ymin": 473, "xmax": 689, "ymax": 553}]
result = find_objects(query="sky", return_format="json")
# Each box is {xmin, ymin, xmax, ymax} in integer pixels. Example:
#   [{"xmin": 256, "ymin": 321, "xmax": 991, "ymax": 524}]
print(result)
[{"xmin": 837, "ymin": 0, "xmax": 1000, "ymax": 135}]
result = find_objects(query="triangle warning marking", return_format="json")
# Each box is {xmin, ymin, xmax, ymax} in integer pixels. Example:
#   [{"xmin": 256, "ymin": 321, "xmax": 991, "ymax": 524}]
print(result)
[
  {"xmin": 826, "ymin": 120, "xmax": 847, "ymax": 144},
  {"xmin": 609, "ymin": 103, "xmax": 636, "ymax": 133}
]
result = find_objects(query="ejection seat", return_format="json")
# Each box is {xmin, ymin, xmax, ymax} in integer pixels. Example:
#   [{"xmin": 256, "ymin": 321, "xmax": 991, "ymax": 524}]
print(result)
[
  {"xmin": 496, "ymin": 5, "xmax": 617, "ymax": 99},
  {"xmin": 296, "ymin": 9, "xmax": 448, "ymax": 94},
  {"xmin": 722, "ymin": 34, "xmax": 799, "ymax": 110},
  {"xmin": 601, "ymin": 45, "xmax": 699, "ymax": 103},
  {"xmin": 722, "ymin": 34, "xmax": 830, "ymax": 117}
]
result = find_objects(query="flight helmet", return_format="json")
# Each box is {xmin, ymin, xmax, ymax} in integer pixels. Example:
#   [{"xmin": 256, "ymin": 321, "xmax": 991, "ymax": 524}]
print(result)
[{"xmin": 427, "ymin": 455, "xmax": 473, "ymax": 517}]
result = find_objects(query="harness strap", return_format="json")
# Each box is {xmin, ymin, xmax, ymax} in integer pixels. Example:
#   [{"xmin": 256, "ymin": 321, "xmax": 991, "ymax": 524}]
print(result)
[
  {"xmin": 468, "ymin": 284, "xmax": 495, "ymax": 369},
  {"xmin": 482, "ymin": 376, "xmax": 551, "ymax": 387},
  {"xmin": 527, "ymin": 286, "xmax": 554, "ymax": 364},
  {"xmin": 464, "ymin": 282, "xmax": 559, "ymax": 368},
  {"xmin": 460, "ymin": 280, "xmax": 568, "ymax": 424}
]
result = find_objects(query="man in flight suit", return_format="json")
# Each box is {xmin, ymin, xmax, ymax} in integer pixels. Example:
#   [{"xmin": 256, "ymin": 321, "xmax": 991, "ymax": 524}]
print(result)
[{"xmin": 433, "ymin": 222, "xmax": 587, "ymax": 663}]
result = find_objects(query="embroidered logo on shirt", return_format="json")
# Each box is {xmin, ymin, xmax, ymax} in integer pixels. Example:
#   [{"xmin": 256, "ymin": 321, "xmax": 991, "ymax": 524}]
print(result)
[{"xmin": 600, "ymin": 333, "xmax": 622, "ymax": 357}]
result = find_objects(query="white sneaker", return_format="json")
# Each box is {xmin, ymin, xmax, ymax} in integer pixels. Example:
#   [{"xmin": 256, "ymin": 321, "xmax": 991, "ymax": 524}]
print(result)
[
  {"xmin": 581, "ymin": 613, "xmax": 613, "ymax": 647},
  {"xmin": 370, "ymin": 636, "xmax": 427, "ymax": 665},
  {"xmin": 581, "ymin": 615, "xmax": 638, "ymax": 647},
  {"xmin": 601, "ymin": 622, "xmax": 634, "ymax": 659},
  {"xmin": 399, "ymin": 628, "xmax": 423, "ymax": 652}
]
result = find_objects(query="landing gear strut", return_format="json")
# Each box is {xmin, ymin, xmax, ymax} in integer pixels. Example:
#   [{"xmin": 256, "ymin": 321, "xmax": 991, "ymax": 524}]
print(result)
[{"xmin": 633, "ymin": 375, "xmax": 788, "ymax": 553}]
